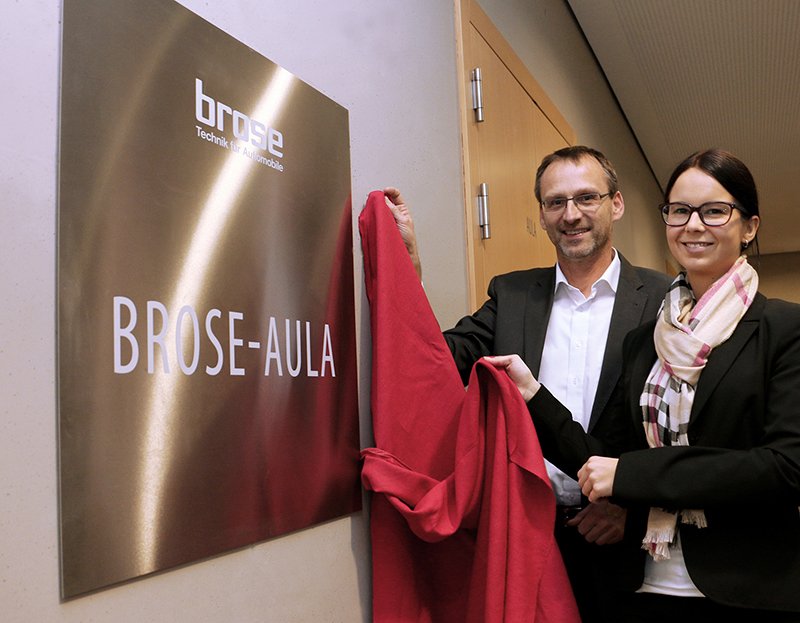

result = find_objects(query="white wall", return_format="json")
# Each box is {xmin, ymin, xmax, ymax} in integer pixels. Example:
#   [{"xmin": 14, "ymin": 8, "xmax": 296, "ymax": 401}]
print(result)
[
  {"xmin": 2, "ymin": 0, "xmax": 464, "ymax": 621},
  {"xmin": 1, "ymin": 0, "xmax": 665, "ymax": 621}
]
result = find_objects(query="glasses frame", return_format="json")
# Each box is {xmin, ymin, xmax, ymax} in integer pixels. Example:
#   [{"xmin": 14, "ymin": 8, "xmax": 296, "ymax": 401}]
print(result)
[
  {"xmin": 540, "ymin": 192, "xmax": 611, "ymax": 213},
  {"xmin": 659, "ymin": 201, "xmax": 747, "ymax": 227}
]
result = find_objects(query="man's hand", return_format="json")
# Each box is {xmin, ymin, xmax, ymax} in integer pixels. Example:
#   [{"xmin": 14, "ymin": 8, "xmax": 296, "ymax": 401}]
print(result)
[
  {"xmin": 578, "ymin": 456, "xmax": 619, "ymax": 502},
  {"xmin": 384, "ymin": 187, "xmax": 422, "ymax": 280},
  {"xmin": 484, "ymin": 354, "xmax": 541, "ymax": 402},
  {"xmin": 567, "ymin": 499, "xmax": 626, "ymax": 545}
]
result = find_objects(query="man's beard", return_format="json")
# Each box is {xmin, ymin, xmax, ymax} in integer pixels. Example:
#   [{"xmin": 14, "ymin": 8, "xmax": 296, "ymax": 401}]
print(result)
[{"xmin": 555, "ymin": 226, "xmax": 609, "ymax": 260}]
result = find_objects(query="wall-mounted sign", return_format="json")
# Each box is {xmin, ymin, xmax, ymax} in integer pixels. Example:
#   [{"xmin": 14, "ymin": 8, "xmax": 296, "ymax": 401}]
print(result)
[{"xmin": 58, "ymin": 0, "xmax": 359, "ymax": 598}]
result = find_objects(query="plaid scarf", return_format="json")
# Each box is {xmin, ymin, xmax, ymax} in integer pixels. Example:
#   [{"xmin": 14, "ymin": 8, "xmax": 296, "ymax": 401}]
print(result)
[{"xmin": 638, "ymin": 256, "xmax": 758, "ymax": 560}]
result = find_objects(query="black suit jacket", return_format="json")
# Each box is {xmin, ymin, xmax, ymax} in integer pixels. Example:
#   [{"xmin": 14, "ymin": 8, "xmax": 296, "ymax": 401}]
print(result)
[
  {"xmin": 531, "ymin": 293, "xmax": 800, "ymax": 611},
  {"xmin": 443, "ymin": 253, "xmax": 671, "ymax": 431}
]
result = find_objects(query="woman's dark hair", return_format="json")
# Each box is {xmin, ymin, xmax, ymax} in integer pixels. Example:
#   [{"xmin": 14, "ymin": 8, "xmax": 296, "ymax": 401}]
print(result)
[{"xmin": 665, "ymin": 149, "xmax": 760, "ymax": 255}]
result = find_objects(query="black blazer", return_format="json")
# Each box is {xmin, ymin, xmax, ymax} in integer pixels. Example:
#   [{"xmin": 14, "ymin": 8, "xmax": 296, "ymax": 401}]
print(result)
[
  {"xmin": 531, "ymin": 293, "xmax": 800, "ymax": 612},
  {"xmin": 443, "ymin": 253, "xmax": 671, "ymax": 431}
]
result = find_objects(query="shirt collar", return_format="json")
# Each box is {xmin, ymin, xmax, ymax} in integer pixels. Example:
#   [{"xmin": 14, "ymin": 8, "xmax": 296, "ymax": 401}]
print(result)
[{"xmin": 554, "ymin": 249, "xmax": 621, "ymax": 299}]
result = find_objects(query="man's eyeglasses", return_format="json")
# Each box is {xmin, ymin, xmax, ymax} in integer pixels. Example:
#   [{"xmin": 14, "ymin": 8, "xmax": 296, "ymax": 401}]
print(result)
[
  {"xmin": 540, "ymin": 192, "xmax": 611, "ymax": 213},
  {"xmin": 659, "ymin": 201, "xmax": 747, "ymax": 227}
]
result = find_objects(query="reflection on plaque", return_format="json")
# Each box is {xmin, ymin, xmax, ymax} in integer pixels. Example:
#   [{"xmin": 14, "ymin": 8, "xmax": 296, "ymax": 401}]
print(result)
[{"xmin": 58, "ymin": 0, "xmax": 359, "ymax": 598}]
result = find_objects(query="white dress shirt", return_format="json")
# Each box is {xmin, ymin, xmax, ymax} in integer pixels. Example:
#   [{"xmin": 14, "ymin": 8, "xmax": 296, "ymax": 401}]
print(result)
[{"xmin": 538, "ymin": 251, "xmax": 620, "ymax": 506}]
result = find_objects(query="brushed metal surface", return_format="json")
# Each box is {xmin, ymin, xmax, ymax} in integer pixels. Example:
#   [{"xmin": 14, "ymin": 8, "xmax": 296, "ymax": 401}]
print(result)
[{"xmin": 58, "ymin": 0, "xmax": 359, "ymax": 598}]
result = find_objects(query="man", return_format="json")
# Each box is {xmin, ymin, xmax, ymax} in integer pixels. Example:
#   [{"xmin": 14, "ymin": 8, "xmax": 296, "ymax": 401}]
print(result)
[{"xmin": 385, "ymin": 146, "xmax": 671, "ymax": 622}]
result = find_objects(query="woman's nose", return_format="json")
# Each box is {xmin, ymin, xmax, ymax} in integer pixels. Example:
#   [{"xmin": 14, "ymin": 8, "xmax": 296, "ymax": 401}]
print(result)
[{"xmin": 685, "ymin": 210, "xmax": 706, "ymax": 230}]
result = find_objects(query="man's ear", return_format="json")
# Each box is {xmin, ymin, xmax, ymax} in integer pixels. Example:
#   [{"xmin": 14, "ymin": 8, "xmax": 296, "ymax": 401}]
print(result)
[{"xmin": 611, "ymin": 192, "xmax": 625, "ymax": 222}]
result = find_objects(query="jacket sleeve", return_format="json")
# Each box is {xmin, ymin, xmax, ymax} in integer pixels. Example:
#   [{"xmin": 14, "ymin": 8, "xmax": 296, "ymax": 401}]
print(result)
[
  {"xmin": 525, "ymin": 379, "xmax": 637, "ymax": 480},
  {"xmin": 443, "ymin": 277, "xmax": 500, "ymax": 385},
  {"xmin": 613, "ymin": 301, "xmax": 800, "ymax": 510}
]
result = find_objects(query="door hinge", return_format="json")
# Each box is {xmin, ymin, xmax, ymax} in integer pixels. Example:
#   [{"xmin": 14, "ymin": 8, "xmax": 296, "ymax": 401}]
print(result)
[
  {"xmin": 478, "ymin": 183, "xmax": 490, "ymax": 239},
  {"xmin": 471, "ymin": 68, "xmax": 484, "ymax": 122}
]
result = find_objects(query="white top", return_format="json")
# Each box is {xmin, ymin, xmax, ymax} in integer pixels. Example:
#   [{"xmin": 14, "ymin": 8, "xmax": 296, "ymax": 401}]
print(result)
[
  {"xmin": 538, "ymin": 251, "xmax": 620, "ymax": 506},
  {"xmin": 637, "ymin": 530, "xmax": 704, "ymax": 597}
]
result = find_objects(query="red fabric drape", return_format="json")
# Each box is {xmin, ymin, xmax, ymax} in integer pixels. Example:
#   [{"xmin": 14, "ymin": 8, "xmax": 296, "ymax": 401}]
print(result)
[{"xmin": 359, "ymin": 191, "xmax": 579, "ymax": 622}]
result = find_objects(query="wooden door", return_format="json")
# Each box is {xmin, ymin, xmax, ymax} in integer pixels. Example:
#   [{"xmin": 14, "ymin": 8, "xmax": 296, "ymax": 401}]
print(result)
[{"xmin": 455, "ymin": 0, "xmax": 576, "ymax": 310}]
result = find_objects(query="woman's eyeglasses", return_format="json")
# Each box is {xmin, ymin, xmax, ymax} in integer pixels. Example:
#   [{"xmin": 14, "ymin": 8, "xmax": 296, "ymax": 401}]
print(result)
[{"xmin": 659, "ymin": 201, "xmax": 747, "ymax": 227}]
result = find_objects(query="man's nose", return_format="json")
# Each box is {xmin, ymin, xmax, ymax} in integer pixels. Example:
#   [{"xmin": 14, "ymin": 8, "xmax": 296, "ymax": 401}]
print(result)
[{"xmin": 562, "ymin": 198, "xmax": 583, "ymax": 221}]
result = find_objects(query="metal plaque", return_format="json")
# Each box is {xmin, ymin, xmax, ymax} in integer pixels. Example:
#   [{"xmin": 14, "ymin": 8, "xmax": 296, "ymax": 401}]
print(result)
[{"xmin": 58, "ymin": 0, "xmax": 359, "ymax": 598}]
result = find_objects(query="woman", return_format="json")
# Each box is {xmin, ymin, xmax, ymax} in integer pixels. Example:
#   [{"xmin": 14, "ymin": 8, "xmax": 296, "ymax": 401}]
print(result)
[{"xmin": 489, "ymin": 149, "xmax": 800, "ymax": 621}]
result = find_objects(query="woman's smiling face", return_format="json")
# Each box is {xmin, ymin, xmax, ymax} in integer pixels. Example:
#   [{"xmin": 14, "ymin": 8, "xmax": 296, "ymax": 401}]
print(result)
[{"xmin": 666, "ymin": 167, "xmax": 759, "ymax": 297}]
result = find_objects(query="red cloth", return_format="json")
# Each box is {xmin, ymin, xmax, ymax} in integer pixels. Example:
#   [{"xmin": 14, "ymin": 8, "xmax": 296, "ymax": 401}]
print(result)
[{"xmin": 359, "ymin": 190, "xmax": 579, "ymax": 623}]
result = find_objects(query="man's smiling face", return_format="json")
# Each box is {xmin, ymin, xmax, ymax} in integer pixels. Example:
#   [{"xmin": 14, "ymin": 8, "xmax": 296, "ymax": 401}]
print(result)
[{"xmin": 538, "ymin": 156, "xmax": 624, "ymax": 262}]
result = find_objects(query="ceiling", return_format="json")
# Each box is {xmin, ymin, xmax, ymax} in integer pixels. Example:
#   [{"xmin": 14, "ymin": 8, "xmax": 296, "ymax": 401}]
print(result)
[{"xmin": 566, "ymin": 0, "xmax": 800, "ymax": 255}]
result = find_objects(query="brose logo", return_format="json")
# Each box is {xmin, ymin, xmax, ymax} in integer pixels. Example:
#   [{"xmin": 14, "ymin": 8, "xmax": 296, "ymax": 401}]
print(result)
[{"xmin": 195, "ymin": 78, "xmax": 283, "ymax": 157}]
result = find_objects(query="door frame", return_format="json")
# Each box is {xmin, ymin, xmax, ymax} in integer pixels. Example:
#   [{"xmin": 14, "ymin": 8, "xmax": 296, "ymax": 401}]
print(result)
[{"xmin": 454, "ymin": 0, "xmax": 576, "ymax": 309}]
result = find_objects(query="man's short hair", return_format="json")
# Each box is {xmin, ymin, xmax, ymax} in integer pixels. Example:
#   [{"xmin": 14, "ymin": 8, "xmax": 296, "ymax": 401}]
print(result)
[{"xmin": 534, "ymin": 146, "xmax": 619, "ymax": 203}]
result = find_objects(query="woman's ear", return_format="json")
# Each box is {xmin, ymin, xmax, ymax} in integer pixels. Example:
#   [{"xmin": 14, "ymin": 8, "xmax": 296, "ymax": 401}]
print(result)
[{"xmin": 743, "ymin": 215, "xmax": 760, "ymax": 246}]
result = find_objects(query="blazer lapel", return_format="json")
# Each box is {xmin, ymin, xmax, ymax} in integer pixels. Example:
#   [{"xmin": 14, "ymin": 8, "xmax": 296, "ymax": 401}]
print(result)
[
  {"xmin": 523, "ymin": 268, "xmax": 555, "ymax": 379},
  {"xmin": 589, "ymin": 257, "xmax": 649, "ymax": 430},
  {"xmin": 690, "ymin": 293, "xmax": 765, "ymax": 421},
  {"xmin": 627, "ymin": 329, "xmax": 658, "ymax": 426}
]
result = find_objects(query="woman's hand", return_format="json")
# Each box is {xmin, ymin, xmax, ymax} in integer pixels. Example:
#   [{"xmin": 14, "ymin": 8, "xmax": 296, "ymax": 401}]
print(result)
[
  {"xmin": 484, "ymin": 354, "xmax": 541, "ymax": 402},
  {"xmin": 578, "ymin": 456, "xmax": 619, "ymax": 502}
]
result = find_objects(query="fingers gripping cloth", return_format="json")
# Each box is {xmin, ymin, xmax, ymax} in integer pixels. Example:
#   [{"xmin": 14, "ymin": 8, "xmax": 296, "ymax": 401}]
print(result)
[{"xmin": 359, "ymin": 190, "xmax": 580, "ymax": 623}]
